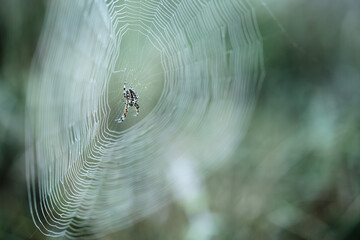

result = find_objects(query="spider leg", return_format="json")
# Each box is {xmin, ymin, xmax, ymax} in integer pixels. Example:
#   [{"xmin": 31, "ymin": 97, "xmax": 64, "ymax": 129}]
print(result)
[
  {"xmin": 134, "ymin": 103, "xmax": 139, "ymax": 116},
  {"xmin": 116, "ymin": 102, "xmax": 129, "ymax": 122},
  {"xmin": 122, "ymin": 102, "xmax": 129, "ymax": 121},
  {"xmin": 123, "ymin": 82, "xmax": 126, "ymax": 98}
]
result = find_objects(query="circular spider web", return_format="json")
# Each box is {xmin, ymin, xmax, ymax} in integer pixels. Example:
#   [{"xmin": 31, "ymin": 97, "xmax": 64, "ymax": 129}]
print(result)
[{"xmin": 26, "ymin": 0, "xmax": 265, "ymax": 238}]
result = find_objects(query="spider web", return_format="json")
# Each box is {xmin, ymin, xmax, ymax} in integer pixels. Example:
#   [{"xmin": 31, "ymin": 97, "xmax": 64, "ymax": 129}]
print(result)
[{"xmin": 26, "ymin": 0, "xmax": 265, "ymax": 238}]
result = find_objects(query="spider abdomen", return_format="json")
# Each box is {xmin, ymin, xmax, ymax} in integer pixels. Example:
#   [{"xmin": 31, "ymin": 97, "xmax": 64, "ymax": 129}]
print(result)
[{"xmin": 126, "ymin": 88, "xmax": 138, "ymax": 103}]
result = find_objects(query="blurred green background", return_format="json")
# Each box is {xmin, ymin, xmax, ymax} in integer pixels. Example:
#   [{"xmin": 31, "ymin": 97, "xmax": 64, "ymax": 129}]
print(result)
[{"xmin": 0, "ymin": 0, "xmax": 359, "ymax": 239}]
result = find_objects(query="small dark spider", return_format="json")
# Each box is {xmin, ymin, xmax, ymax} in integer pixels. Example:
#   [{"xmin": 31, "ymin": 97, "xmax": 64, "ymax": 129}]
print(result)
[{"xmin": 115, "ymin": 82, "xmax": 139, "ymax": 123}]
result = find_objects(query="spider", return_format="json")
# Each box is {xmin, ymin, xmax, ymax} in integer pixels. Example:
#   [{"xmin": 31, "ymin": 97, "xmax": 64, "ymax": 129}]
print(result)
[{"xmin": 115, "ymin": 82, "xmax": 139, "ymax": 123}]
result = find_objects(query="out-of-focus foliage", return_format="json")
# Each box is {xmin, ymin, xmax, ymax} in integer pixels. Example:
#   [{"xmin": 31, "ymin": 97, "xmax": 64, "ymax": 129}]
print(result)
[
  {"xmin": 0, "ymin": 0, "xmax": 45, "ymax": 239},
  {"xmin": 0, "ymin": 0, "xmax": 359, "ymax": 239}
]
